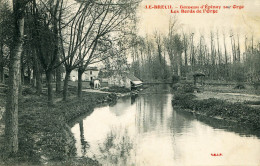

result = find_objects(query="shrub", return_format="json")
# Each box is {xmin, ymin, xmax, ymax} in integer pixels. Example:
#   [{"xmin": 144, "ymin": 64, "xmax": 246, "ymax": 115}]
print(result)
[
  {"xmin": 172, "ymin": 80, "xmax": 196, "ymax": 93},
  {"xmin": 102, "ymin": 86, "xmax": 131, "ymax": 93},
  {"xmin": 172, "ymin": 83, "xmax": 181, "ymax": 90},
  {"xmin": 182, "ymin": 82, "xmax": 195, "ymax": 93},
  {"xmin": 172, "ymin": 95, "xmax": 260, "ymax": 127},
  {"xmin": 172, "ymin": 75, "xmax": 180, "ymax": 84},
  {"xmin": 22, "ymin": 87, "xmax": 36, "ymax": 95},
  {"xmin": 234, "ymin": 83, "xmax": 246, "ymax": 89}
]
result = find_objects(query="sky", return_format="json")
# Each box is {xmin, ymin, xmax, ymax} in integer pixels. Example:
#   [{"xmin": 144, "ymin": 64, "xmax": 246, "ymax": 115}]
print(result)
[
  {"xmin": 138, "ymin": 0, "xmax": 260, "ymax": 36},
  {"xmin": 136, "ymin": 0, "xmax": 260, "ymax": 53}
]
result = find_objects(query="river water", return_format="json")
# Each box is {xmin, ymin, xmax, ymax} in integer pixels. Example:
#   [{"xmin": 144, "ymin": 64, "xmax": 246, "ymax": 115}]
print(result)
[{"xmin": 71, "ymin": 85, "xmax": 260, "ymax": 166}]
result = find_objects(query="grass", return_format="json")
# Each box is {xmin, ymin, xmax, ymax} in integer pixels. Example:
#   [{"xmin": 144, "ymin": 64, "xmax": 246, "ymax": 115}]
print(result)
[
  {"xmin": 203, "ymin": 83, "xmax": 260, "ymax": 95},
  {"xmin": 101, "ymin": 86, "xmax": 131, "ymax": 93},
  {"xmin": 0, "ymin": 87, "xmax": 117, "ymax": 165},
  {"xmin": 172, "ymin": 92, "xmax": 260, "ymax": 128}
]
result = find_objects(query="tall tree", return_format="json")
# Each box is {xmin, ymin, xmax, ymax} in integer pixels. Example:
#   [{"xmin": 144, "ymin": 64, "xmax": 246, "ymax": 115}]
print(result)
[
  {"xmin": 76, "ymin": 0, "xmax": 139, "ymax": 98},
  {"xmin": 32, "ymin": 0, "xmax": 64, "ymax": 105},
  {"xmin": 5, "ymin": 0, "xmax": 30, "ymax": 155},
  {"xmin": 0, "ymin": 1, "xmax": 12, "ymax": 83}
]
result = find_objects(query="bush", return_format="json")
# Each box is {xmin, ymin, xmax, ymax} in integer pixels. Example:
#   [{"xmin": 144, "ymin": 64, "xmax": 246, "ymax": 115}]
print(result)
[
  {"xmin": 182, "ymin": 83, "xmax": 195, "ymax": 93},
  {"xmin": 102, "ymin": 86, "xmax": 131, "ymax": 93},
  {"xmin": 172, "ymin": 80, "xmax": 196, "ymax": 93},
  {"xmin": 234, "ymin": 83, "xmax": 246, "ymax": 89},
  {"xmin": 173, "ymin": 92, "xmax": 195, "ymax": 101},
  {"xmin": 172, "ymin": 94, "xmax": 260, "ymax": 127},
  {"xmin": 172, "ymin": 83, "xmax": 181, "ymax": 90},
  {"xmin": 22, "ymin": 87, "xmax": 36, "ymax": 95},
  {"xmin": 172, "ymin": 75, "xmax": 180, "ymax": 84}
]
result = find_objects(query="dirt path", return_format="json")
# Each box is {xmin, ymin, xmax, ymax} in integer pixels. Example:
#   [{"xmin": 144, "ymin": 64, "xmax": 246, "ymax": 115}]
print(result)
[{"xmin": 82, "ymin": 89, "xmax": 110, "ymax": 93}]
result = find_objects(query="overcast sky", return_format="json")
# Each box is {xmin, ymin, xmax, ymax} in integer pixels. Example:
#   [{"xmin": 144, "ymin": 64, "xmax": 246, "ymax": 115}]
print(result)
[{"xmin": 137, "ymin": 0, "xmax": 260, "ymax": 51}]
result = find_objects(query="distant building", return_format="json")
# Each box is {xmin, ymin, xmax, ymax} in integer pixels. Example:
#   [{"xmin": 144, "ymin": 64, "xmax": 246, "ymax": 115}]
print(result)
[
  {"xmin": 63, "ymin": 67, "xmax": 99, "ymax": 81},
  {"xmin": 106, "ymin": 72, "xmax": 143, "ymax": 90},
  {"xmin": 85, "ymin": 67, "xmax": 99, "ymax": 81}
]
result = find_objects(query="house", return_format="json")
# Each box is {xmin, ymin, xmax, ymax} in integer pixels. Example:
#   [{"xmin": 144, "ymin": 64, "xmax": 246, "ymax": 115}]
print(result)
[
  {"xmin": 106, "ymin": 72, "xmax": 143, "ymax": 90},
  {"xmin": 84, "ymin": 67, "xmax": 99, "ymax": 81},
  {"xmin": 62, "ymin": 67, "xmax": 100, "ymax": 81}
]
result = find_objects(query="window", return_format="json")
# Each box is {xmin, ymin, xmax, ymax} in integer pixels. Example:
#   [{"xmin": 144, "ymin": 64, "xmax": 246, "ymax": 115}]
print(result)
[{"xmin": 90, "ymin": 71, "xmax": 92, "ymax": 75}]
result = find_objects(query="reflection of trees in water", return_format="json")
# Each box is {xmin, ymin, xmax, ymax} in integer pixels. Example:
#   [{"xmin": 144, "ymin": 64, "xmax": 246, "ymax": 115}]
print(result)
[
  {"xmin": 131, "ymin": 94, "xmax": 138, "ymax": 105},
  {"xmin": 136, "ymin": 94, "xmax": 172, "ymax": 134},
  {"xmin": 136, "ymin": 84, "xmax": 172, "ymax": 133},
  {"xmin": 135, "ymin": 92, "xmax": 194, "ymax": 161},
  {"xmin": 176, "ymin": 110, "xmax": 260, "ymax": 139},
  {"xmin": 170, "ymin": 109, "xmax": 193, "ymax": 134},
  {"xmin": 170, "ymin": 109, "xmax": 193, "ymax": 160},
  {"xmin": 79, "ymin": 120, "xmax": 89, "ymax": 156},
  {"xmin": 98, "ymin": 128, "xmax": 134, "ymax": 166}
]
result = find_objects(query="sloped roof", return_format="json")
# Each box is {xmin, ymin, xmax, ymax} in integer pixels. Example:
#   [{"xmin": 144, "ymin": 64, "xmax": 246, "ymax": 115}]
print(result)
[
  {"xmin": 193, "ymin": 72, "xmax": 205, "ymax": 77},
  {"xmin": 126, "ymin": 73, "xmax": 142, "ymax": 82},
  {"xmin": 86, "ymin": 67, "xmax": 99, "ymax": 71}
]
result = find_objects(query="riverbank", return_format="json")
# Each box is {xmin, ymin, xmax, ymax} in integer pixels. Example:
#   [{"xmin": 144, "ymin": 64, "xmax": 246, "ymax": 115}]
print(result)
[
  {"xmin": 0, "ymin": 89, "xmax": 117, "ymax": 165},
  {"xmin": 172, "ymin": 91, "xmax": 260, "ymax": 128}
]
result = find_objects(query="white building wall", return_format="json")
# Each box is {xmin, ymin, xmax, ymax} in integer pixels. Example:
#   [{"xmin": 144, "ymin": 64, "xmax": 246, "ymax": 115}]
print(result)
[
  {"xmin": 84, "ymin": 70, "xmax": 99, "ymax": 81},
  {"xmin": 62, "ymin": 69, "xmax": 99, "ymax": 81}
]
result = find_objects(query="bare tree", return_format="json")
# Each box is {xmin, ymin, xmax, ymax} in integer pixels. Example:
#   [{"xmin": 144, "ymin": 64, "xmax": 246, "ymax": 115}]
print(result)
[
  {"xmin": 76, "ymin": 0, "xmax": 139, "ymax": 97},
  {"xmin": 5, "ymin": 0, "xmax": 30, "ymax": 155},
  {"xmin": 0, "ymin": 1, "xmax": 12, "ymax": 83}
]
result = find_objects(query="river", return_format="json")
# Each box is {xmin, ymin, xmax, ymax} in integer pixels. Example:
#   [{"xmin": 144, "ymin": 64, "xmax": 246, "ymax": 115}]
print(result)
[{"xmin": 71, "ymin": 85, "xmax": 260, "ymax": 166}]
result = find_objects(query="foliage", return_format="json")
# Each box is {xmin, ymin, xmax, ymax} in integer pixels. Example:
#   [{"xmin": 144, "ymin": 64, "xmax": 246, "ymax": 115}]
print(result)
[
  {"xmin": 233, "ymin": 63, "xmax": 246, "ymax": 83},
  {"xmin": 22, "ymin": 87, "xmax": 36, "ymax": 96},
  {"xmin": 130, "ymin": 36, "xmax": 171, "ymax": 81},
  {"xmin": 172, "ymin": 74, "xmax": 180, "ymax": 84},
  {"xmin": 173, "ymin": 81, "xmax": 195, "ymax": 93},
  {"xmin": 172, "ymin": 94, "xmax": 260, "ymax": 127},
  {"xmin": 0, "ymin": 92, "xmax": 117, "ymax": 164},
  {"xmin": 234, "ymin": 83, "xmax": 246, "ymax": 89},
  {"xmin": 102, "ymin": 86, "xmax": 131, "ymax": 93}
]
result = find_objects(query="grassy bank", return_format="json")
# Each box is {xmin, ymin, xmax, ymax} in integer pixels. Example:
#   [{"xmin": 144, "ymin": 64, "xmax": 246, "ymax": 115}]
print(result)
[
  {"xmin": 172, "ymin": 92, "xmax": 260, "ymax": 128},
  {"xmin": 101, "ymin": 86, "xmax": 131, "ymax": 93},
  {"xmin": 0, "ymin": 89, "xmax": 117, "ymax": 165}
]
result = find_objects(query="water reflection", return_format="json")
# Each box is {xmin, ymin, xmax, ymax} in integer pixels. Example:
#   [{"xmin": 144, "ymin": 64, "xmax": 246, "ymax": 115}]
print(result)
[
  {"xmin": 176, "ymin": 110, "xmax": 260, "ymax": 138},
  {"xmin": 71, "ymin": 88, "xmax": 260, "ymax": 166},
  {"xmin": 79, "ymin": 120, "xmax": 89, "ymax": 156},
  {"xmin": 98, "ymin": 128, "xmax": 134, "ymax": 165}
]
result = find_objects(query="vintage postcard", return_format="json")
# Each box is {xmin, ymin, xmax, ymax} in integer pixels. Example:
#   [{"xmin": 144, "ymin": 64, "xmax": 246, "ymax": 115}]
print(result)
[{"xmin": 0, "ymin": 0, "xmax": 259, "ymax": 165}]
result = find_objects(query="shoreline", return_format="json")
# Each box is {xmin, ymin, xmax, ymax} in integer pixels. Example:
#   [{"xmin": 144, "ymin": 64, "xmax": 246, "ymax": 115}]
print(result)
[
  {"xmin": 0, "ymin": 90, "xmax": 121, "ymax": 165},
  {"xmin": 172, "ymin": 92, "xmax": 260, "ymax": 129}
]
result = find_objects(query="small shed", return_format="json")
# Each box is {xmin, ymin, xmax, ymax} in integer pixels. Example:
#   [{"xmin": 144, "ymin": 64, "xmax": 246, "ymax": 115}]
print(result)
[
  {"xmin": 107, "ymin": 72, "xmax": 143, "ymax": 90},
  {"xmin": 193, "ymin": 72, "xmax": 205, "ymax": 85},
  {"xmin": 127, "ymin": 74, "xmax": 143, "ymax": 90}
]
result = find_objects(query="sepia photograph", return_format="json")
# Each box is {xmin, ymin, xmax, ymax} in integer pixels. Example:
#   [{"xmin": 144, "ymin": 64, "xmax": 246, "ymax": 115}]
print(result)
[{"xmin": 0, "ymin": 0, "xmax": 260, "ymax": 165}]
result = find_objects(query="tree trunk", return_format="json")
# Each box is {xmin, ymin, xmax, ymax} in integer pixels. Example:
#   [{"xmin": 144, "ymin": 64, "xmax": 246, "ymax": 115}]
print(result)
[
  {"xmin": 79, "ymin": 120, "xmax": 86, "ymax": 155},
  {"xmin": 0, "ymin": 43, "xmax": 4, "ymax": 83},
  {"xmin": 36, "ymin": 70, "xmax": 42, "ymax": 94},
  {"xmin": 5, "ymin": 1, "xmax": 25, "ymax": 154},
  {"xmin": 78, "ymin": 69, "xmax": 84, "ymax": 98},
  {"xmin": 177, "ymin": 53, "xmax": 181, "ymax": 76},
  {"xmin": 63, "ymin": 70, "xmax": 71, "ymax": 101},
  {"xmin": 56, "ymin": 66, "xmax": 62, "ymax": 93},
  {"xmin": 46, "ymin": 70, "xmax": 53, "ymax": 105},
  {"xmin": 32, "ymin": 49, "xmax": 42, "ymax": 94},
  {"xmin": 0, "ymin": 66, "xmax": 4, "ymax": 83},
  {"xmin": 20, "ymin": 59, "xmax": 24, "ymax": 85},
  {"xmin": 19, "ymin": 63, "xmax": 24, "ymax": 97},
  {"xmin": 27, "ymin": 65, "xmax": 31, "ymax": 84}
]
